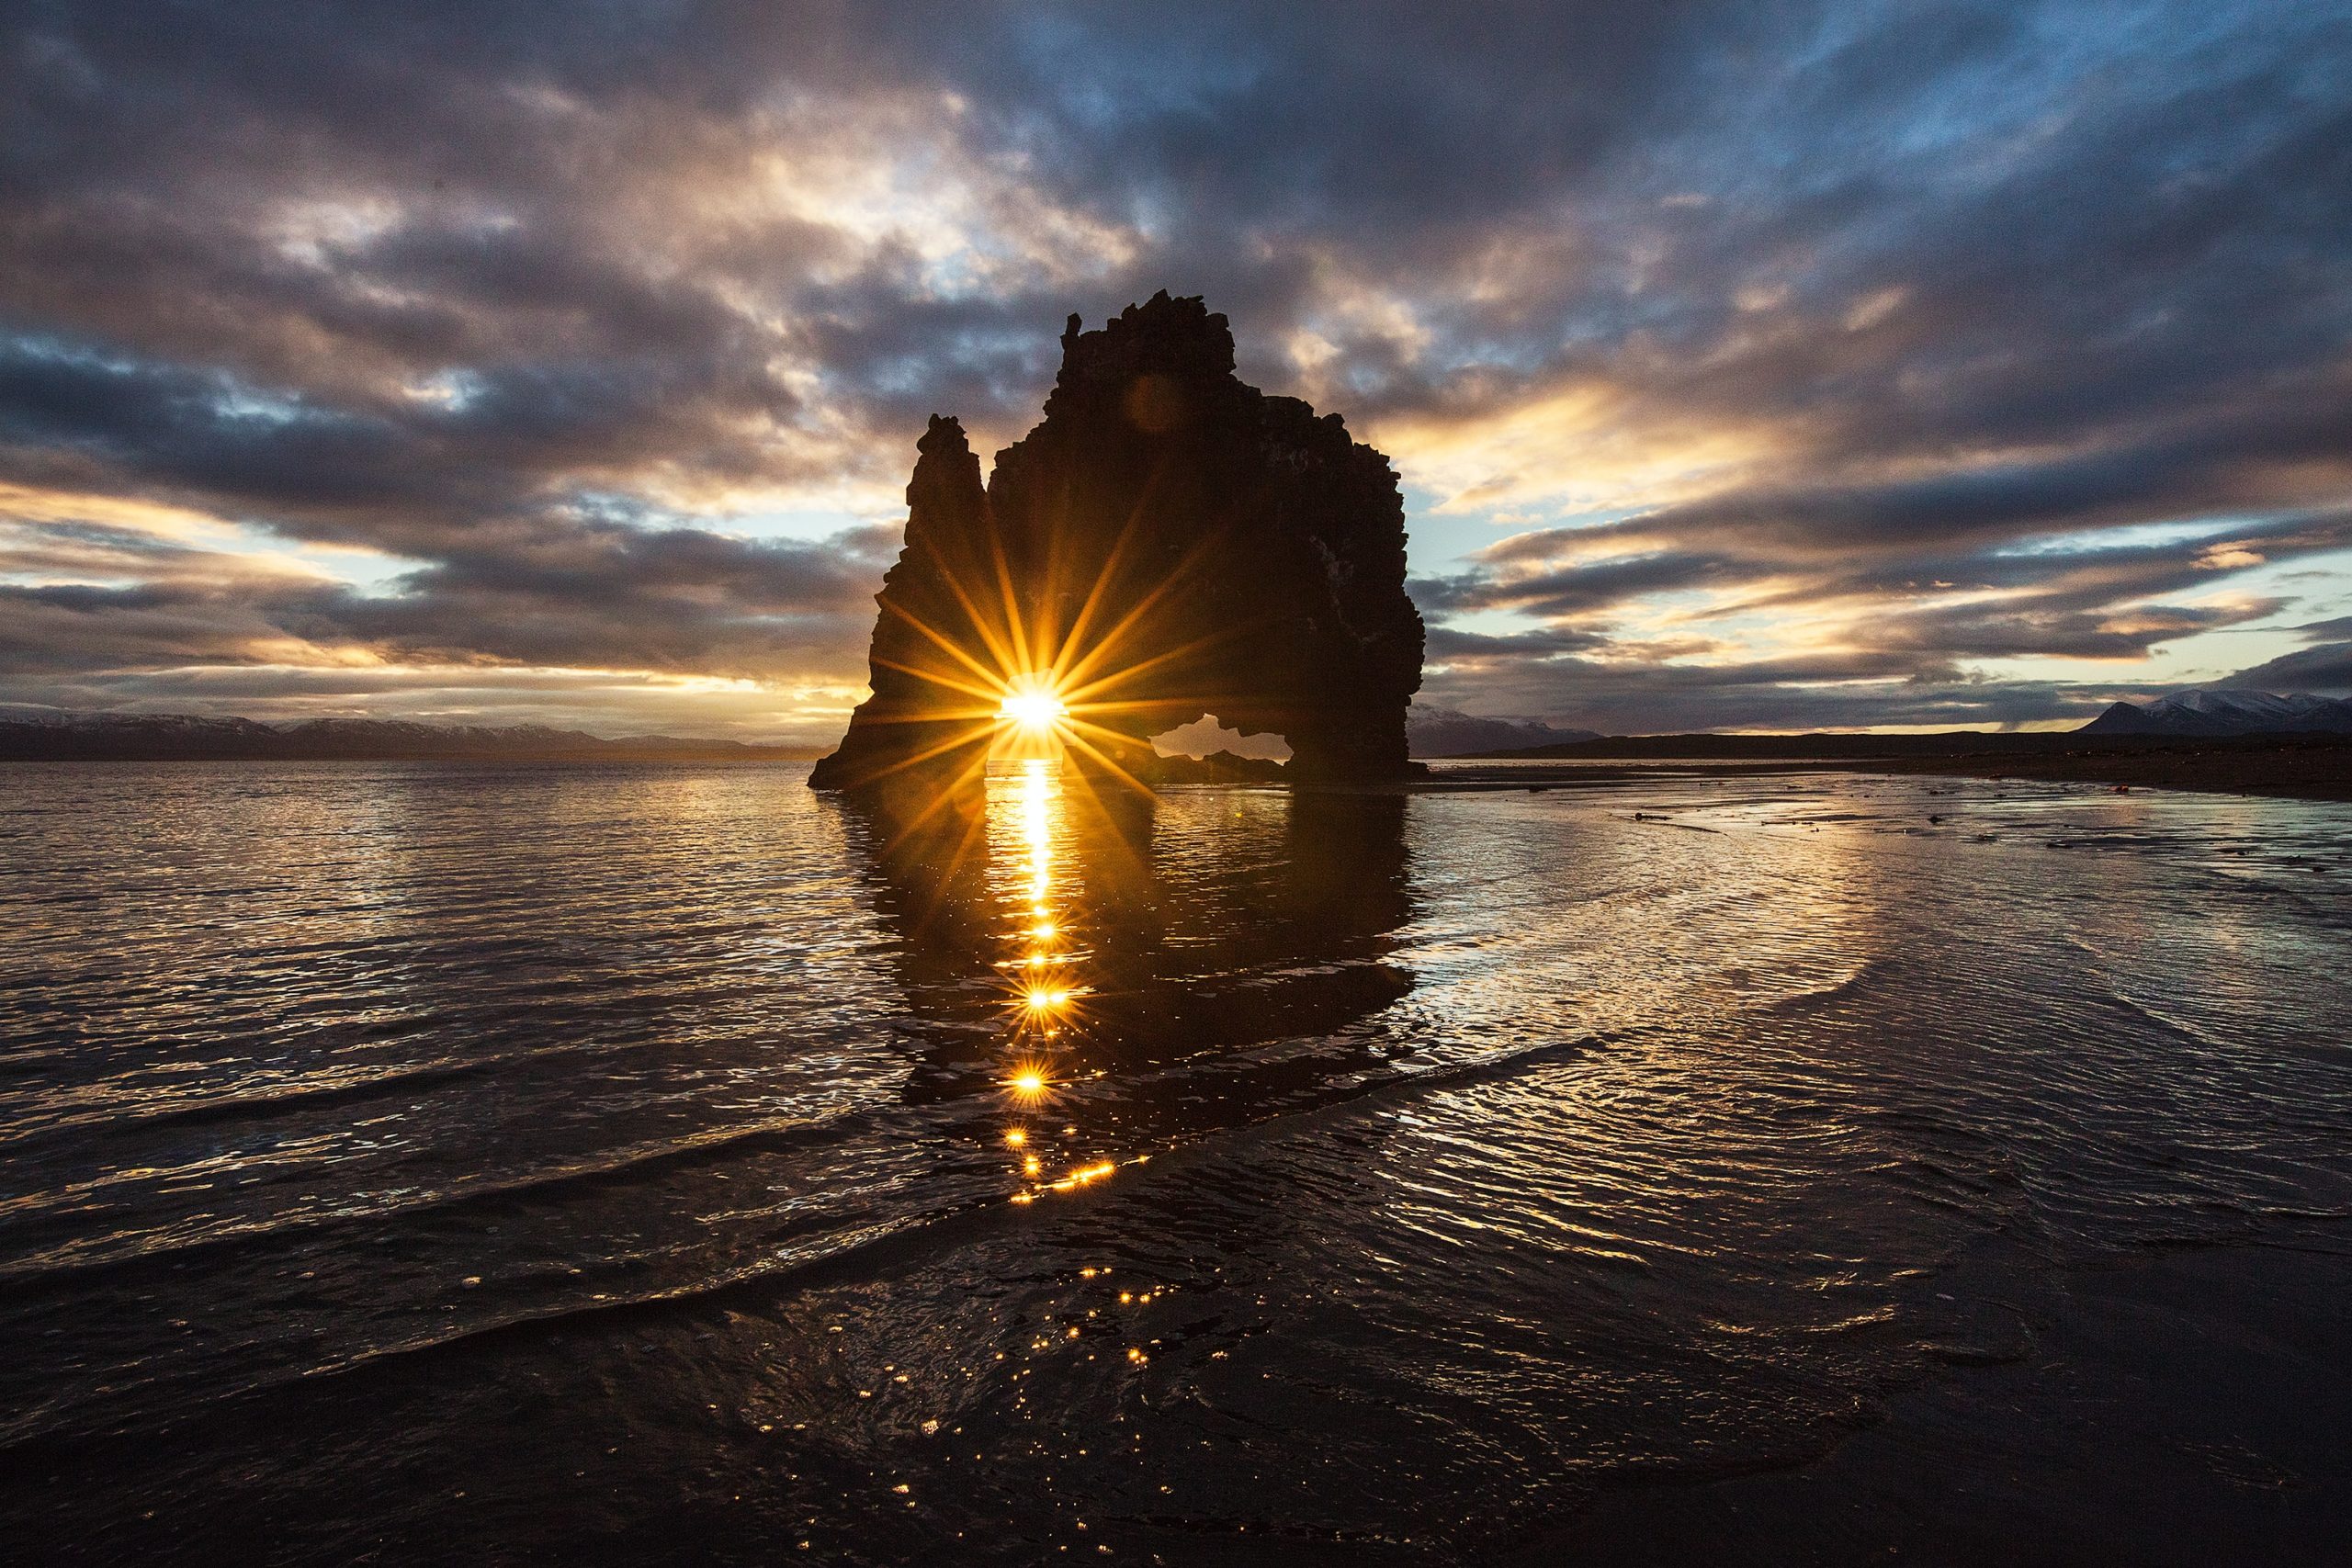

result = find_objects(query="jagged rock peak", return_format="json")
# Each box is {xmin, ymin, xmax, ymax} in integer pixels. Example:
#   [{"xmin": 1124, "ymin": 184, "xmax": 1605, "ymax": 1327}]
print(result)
[
  {"xmin": 1049, "ymin": 292, "xmax": 1237, "ymax": 399},
  {"xmin": 905, "ymin": 413, "xmax": 980, "ymax": 514}
]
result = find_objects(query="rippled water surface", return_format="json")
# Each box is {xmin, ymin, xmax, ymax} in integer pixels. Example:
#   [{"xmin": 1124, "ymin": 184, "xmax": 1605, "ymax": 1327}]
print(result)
[{"xmin": 4, "ymin": 760, "xmax": 2349, "ymax": 1562}]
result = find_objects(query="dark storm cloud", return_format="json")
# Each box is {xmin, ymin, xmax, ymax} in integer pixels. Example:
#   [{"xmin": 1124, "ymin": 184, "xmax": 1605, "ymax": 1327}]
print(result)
[
  {"xmin": 0, "ymin": 524, "xmax": 888, "ymax": 677},
  {"xmin": 2280, "ymin": 614, "xmax": 2352, "ymax": 643},
  {"xmin": 0, "ymin": 512, "xmax": 888, "ymax": 682},
  {"xmin": 2225, "ymin": 641, "xmax": 2352, "ymax": 691},
  {"xmin": 1464, "ymin": 508, "xmax": 2352, "ymax": 626},
  {"xmin": 3, "ymin": 0, "xmax": 2348, "ymax": 730},
  {"xmin": 1415, "ymin": 639, "xmax": 2097, "ymax": 735},
  {"xmin": 319, "ymin": 522, "xmax": 895, "ymax": 678},
  {"xmin": 1422, "ymin": 625, "xmax": 1611, "ymax": 661},
  {"xmin": 2223, "ymin": 611, "xmax": 2352, "ymax": 692}
]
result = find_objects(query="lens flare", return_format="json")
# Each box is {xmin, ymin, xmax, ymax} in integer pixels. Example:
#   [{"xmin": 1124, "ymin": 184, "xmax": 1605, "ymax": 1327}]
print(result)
[{"xmin": 997, "ymin": 682, "xmax": 1067, "ymax": 735}]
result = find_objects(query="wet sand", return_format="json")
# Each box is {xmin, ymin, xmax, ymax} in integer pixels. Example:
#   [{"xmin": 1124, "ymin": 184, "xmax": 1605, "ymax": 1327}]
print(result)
[
  {"xmin": 1409, "ymin": 739, "xmax": 2352, "ymax": 804},
  {"xmin": 1525, "ymin": 1236, "xmax": 2352, "ymax": 1566},
  {"xmin": 1873, "ymin": 741, "xmax": 2352, "ymax": 802},
  {"xmin": 1423, "ymin": 735, "xmax": 2352, "ymax": 804}
]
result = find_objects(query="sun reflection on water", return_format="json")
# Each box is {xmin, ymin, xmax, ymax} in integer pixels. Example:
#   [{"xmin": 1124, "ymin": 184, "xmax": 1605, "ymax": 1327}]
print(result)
[{"xmin": 989, "ymin": 756, "xmax": 1118, "ymax": 1201}]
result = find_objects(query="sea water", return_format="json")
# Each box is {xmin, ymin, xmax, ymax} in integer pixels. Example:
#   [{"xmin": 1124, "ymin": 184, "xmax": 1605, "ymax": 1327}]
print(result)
[{"xmin": 2, "ymin": 761, "xmax": 2347, "ymax": 1562}]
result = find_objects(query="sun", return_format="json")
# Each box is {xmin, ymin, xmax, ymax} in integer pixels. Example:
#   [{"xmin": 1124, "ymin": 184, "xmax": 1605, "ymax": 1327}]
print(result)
[{"xmin": 997, "ymin": 681, "xmax": 1067, "ymax": 735}]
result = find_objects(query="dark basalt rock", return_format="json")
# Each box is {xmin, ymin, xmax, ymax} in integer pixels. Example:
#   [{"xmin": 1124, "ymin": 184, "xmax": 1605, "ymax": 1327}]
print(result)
[{"xmin": 810, "ymin": 293, "xmax": 1425, "ymax": 794}]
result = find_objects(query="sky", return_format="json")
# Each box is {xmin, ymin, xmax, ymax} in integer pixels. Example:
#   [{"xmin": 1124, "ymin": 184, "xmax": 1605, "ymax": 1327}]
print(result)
[{"xmin": 3, "ymin": 0, "xmax": 2349, "ymax": 741}]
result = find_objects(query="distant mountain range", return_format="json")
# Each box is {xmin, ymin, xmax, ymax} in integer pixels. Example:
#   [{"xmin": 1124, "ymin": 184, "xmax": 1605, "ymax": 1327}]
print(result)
[
  {"xmin": 0, "ymin": 711, "xmax": 820, "ymax": 761},
  {"xmin": 1407, "ymin": 706, "xmax": 1600, "ymax": 758},
  {"xmin": 2077, "ymin": 689, "xmax": 2352, "ymax": 738},
  {"xmin": 12, "ymin": 690, "xmax": 2341, "ymax": 764}
]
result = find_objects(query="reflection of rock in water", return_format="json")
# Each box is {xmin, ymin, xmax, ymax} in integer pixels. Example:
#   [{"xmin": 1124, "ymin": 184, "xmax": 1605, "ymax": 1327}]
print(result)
[
  {"xmin": 834, "ymin": 778, "xmax": 1414, "ymax": 1139},
  {"xmin": 810, "ymin": 292, "xmax": 1425, "ymax": 796}
]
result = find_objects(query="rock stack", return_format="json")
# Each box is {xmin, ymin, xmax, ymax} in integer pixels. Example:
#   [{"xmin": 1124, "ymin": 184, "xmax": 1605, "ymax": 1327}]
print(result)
[{"xmin": 811, "ymin": 293, "xmax": 1424, "ymax": 793}]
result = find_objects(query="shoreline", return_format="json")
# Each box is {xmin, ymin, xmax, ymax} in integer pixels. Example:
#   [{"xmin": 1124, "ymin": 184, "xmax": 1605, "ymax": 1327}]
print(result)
[
  {"xmin": 10, "ymin": 746, "xmax": 2349, "ymax": 804},
  {"xmin": 1423, "ymin": 732, "xmax": 2352, "ymax": 804},
  {"xmin": 1397, "ymin": 742, "xmax": 2352, "ymax": 804},
  {"xmin": 1868, "ymin": 745, "xmax": 2352, "ymax": 801}
]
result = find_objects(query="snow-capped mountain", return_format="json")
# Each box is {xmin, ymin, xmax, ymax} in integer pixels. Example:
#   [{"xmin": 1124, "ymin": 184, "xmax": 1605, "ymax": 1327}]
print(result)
[{"xmin": 2079, "ymin": 689, "xmax": 2352, "ymax": 737}]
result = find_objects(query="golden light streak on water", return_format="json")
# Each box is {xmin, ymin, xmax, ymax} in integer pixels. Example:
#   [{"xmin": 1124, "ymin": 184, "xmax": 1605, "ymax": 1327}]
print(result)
[{"xmin": 985, "ymin": 755, "xmax": 1111, "ymax": 1200}]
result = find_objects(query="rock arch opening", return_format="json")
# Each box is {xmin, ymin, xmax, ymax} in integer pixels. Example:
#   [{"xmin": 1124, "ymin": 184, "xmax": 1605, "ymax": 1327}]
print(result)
[{"xmin": 1148, "ymin": 715, "xmax": 1292, "ymax": 763}]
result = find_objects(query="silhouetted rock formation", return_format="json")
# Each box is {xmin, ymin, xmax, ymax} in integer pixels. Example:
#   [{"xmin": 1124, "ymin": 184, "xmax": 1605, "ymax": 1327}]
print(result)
[{"xmin": 810, "ymin": 293, "xmax": 1424, "ymax": 793}]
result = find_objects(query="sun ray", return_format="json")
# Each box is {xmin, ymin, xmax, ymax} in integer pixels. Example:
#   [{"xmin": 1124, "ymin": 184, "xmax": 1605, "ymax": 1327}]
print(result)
[
  {"xmin": 865, "ymin": 654, "xmax": 1014, "ymax": 712},
  {"xmin": 934, "ymin": 529, "xmax": 1031, "ymax": 684},
  {"xmin": 1051, "ymin": 525, "xmax": 1249, "ymax": 700},
  {"xmin": 983, "ymin": 520, "xmax": 1041, "ymax": 679},
  {"xmin": 1058, "ymin": 618, "xmax": 1262, "ymax": 709},
  {"xmin": 1043, "ymin": 482, "xmax": 1164, "ymax": 690},
  {"xmin": 1055, "ymin": 725, "xmax": 1159, "ymax": 799},
  {"xmin": 879, "ymin": 600, "xmax": 1020, "ymax": 697},
  {"xmin": 831, "ymin": 721, "xmax": 998, "ymax": 801}
]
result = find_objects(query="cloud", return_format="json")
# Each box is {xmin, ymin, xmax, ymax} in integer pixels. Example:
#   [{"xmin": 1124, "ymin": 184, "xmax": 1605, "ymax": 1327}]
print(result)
[
  {"xmin": 2225, "ymin": 641, "xmax": 2352, "ymax": 692},
  {"xmin": 1, "ymin": 0, "xmax": 2347, "ymax": 732},
  {"xmin": 0, "ymin": 514, "xmax": 890, "ymax": 680},
  {"xmin": 2223, "ymin": 611, "xmax": 2352, "ymax": 691}
]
